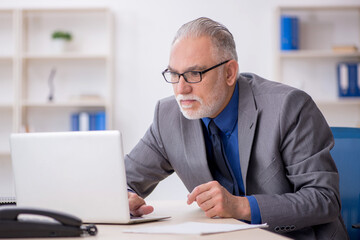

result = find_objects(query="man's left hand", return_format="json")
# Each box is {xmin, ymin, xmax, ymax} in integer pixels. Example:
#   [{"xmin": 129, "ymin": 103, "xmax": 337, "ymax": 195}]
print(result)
[{"xmin": 187, "ymin": 181, "xmax": 251, "ymax": 221}]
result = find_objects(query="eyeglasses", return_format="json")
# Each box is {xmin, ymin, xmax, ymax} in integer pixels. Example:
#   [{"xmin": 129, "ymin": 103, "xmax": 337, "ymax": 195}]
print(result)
[{"xmin": 162, "ymin": 60, "xmax": 231, "ymax": 84}]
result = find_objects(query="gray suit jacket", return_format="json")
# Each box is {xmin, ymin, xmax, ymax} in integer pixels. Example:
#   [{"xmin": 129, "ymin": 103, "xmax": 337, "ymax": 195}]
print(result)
[{"xmin": 125, "ymin": 73, "xmax": 348, "ymax": 239}]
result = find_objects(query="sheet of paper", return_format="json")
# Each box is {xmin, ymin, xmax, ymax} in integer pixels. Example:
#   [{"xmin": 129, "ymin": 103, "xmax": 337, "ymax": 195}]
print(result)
[{"xmin": 124, "ymin": 222, "xmax": 268, "ymax": 235}]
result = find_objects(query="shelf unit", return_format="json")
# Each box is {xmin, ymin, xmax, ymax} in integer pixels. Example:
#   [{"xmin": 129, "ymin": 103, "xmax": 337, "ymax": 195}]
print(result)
[
  {"xmin": 275, "ymin": 5, "xmax": 360, "ymax": 127},
  {"xmin": 0, "ymin": 9, "xmax": 16, "ymax": 200},
  {"xmin": 23, "ymin": 53, "xmax": 109, "ymax": 60},
  {"xmin": 280, "ymin": 50, "xmax": 360, "ymax": 59},
  {"xmin": 0, "ymin": 8, "xmax": 114, "ymax": 200},
  {"xmin": 0, "ymin": 9, "xmax": 16, "ymax": 158},
  {"xmin": 20, "ymin": 8, "xmax": 114, "ymax": 133}
]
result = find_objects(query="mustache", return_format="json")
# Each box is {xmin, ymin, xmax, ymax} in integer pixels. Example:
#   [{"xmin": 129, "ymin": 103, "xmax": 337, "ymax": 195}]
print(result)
[{"xmin": 176, "ymin": 94, "xmax": 203, "ymax": 104}]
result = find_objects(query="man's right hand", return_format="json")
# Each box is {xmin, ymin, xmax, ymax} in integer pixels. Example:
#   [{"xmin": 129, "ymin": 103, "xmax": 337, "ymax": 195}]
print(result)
[{"xmin": 128, "ymin": 191, "xmax": 154, "ymax": 217}]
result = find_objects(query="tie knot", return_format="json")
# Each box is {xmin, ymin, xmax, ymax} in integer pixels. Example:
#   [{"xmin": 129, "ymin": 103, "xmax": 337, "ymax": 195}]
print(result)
[{"xmin": 208, "ymin": 120, "xmax": 220, "ymax": 136}]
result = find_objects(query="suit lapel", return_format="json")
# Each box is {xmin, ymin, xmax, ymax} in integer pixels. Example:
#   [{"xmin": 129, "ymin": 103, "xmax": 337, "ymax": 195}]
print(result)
[{"xmin": 237, "ymin": 76, "xmax": 258, "ymax": 194}]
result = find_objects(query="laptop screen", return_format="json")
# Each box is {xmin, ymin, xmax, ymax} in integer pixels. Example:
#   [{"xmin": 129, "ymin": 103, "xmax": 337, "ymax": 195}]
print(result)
[{"xmin": 10, "ymin": 130, "xmax": 131, "ymax": 223}]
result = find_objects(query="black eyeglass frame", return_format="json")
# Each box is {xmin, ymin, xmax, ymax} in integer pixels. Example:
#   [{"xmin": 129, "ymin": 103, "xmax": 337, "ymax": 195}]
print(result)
[{"xmin": 162, "ymin": 59, "xmax": 231, "ymax": 84}]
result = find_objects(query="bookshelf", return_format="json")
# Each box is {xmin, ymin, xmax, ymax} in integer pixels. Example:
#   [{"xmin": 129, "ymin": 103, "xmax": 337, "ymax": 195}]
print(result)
[
  {"xmin": 0, "ymin": 8, "xmax": 114, "ymax": 201},
  {"xmin": 275, "ymin": 5, "xmax": 360, "ymax": 127},
  {"xmin": 0, "ymin": 9, "xmax": 16, "ymax": 160},
  {"xmin": 20, "ymin": 8, "xmax": 114, "ymax": 133},
  {"xmin": 280, "ymin": 50, "xmax": 360, "ymax": 59}
]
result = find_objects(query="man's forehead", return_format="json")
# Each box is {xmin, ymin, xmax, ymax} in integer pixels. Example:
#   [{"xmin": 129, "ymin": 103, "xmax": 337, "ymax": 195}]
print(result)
[
  {"xmin": 167, "ymin": 63, "xmax": 207, "ymax": 73},
  {"xmin": 168, "ymin": 36, "xmax": 214, "ymax": 72}
]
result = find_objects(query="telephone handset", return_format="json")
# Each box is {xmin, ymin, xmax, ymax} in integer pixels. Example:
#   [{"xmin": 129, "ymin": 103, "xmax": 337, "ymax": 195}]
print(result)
[{"xmin": 0, "ymin": 206, "xmax": 97, "ymax": 238}]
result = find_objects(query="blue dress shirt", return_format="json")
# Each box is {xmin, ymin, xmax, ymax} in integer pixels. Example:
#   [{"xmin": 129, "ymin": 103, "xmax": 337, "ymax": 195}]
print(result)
[{"xmin": 201, "ymin": 82, "xmax": 261, "ymax": 224}]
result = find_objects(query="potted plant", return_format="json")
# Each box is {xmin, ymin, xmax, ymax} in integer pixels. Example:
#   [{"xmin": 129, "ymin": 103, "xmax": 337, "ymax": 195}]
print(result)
[{"xmin": 51, "ymin": 30, "xmax": 72, "ymax": 52}]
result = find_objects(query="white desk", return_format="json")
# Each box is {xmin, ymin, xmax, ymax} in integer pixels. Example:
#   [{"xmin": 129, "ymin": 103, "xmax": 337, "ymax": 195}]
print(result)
[
  {"xmin": 92, "ymin": 201, "xmax": 289, "ymax": 240},
  {"xmin": 4, "ymin": 201, "xmax": 290, "ymax": 240}
]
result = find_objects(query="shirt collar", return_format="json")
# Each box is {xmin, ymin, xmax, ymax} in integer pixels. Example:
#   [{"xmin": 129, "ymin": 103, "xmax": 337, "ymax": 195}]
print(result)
[{"xmin": 202, "ymin": 81, "xmax": 239, "ymax": 134}]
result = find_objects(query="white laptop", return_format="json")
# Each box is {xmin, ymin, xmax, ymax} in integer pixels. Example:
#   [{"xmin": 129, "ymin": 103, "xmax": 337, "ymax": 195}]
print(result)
[{"xmin": 9, "ymin": 130, "xmax": 169, "ymax": 224}]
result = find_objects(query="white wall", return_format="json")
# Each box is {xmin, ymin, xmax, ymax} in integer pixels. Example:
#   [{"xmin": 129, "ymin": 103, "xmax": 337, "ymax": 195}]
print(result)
[{"xmin": 1, "ymin": 0, "xmax": 359, "ymax": 201}]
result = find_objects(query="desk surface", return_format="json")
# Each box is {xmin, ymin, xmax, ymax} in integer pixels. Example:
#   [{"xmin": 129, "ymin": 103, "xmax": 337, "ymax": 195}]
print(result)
[
  {"xmin": 5, "ymin": 201, "xmax": 290, "ymax": 240},
  {"xmin": 96, "ymin": 201, "xmax": 290, "ymax": 240}
]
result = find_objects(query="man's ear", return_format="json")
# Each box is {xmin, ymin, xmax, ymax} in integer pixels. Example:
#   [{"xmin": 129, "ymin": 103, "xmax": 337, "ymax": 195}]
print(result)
[{"xmin": 225, "ymin": 60, "xmax": 239, "ymax": 86}]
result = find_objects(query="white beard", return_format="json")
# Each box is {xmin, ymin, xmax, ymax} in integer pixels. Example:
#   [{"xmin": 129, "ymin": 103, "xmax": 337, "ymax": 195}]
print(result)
[{"xmin": 175, "ymin": 78, "xmax": 228, "ymax": 120}]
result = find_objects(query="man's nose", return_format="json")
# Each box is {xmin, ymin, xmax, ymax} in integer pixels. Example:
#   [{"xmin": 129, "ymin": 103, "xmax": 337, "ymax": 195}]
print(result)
[{"xmin": 176, "ymin": 75, "xmax": 192, "ymax": 94}]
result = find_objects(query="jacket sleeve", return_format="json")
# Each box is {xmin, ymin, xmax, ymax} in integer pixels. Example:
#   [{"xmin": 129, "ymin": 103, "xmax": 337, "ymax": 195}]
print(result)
[
  {"xmin": 124, "ymin": 100, "xmax": 173, "ymax": 198},
  {"xmin": 253, "ymin": 90, "xmax": 341, "ymax": 232}
]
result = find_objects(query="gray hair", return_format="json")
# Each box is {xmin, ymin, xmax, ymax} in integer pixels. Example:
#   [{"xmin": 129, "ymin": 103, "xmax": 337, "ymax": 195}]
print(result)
[{"xmin": 172, "ymin": 17, "xmax": 238, "ymax": 62}]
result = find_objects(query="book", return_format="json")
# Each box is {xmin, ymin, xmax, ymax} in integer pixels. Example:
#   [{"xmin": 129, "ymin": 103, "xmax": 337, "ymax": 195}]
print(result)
[
  {"xmin": 89, "ymin": 113, "xmax": 97, "ymax": 131},
  {"xmin": 79, "ymin": 112, "xmax": 89, "ymax": 131},
  {"xmin": 337, "ymin": 62, "xmax": 360, "ymax": 97},
  {"xmin": 71, "ymin": 113, "xmax": 79, "ymax": 131},
  {"xmin": 70, "ymin": 111, "xmax": 106, "ymax": 131},
  {"xmin": 280, "ymin": 15, "xmax": 299, "ymax": 50},
  {"xmin": 95, "ymin": 111, "xmax": 106, "ymax": 130},
  {"xmin": 332, "ymin": 45, "xmax": 358, "ymax": 53},
  {"xmin": 69, "ymin": 94, "xmax": 103, "ymax": 102}
]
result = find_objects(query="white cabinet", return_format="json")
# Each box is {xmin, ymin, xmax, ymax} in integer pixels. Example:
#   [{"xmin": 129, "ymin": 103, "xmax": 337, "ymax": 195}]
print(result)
[
  {"xmin": 0, "ymin": 7, "xmax": 114, "ymax": 151},
  {"xmin": 0, "ymin": 9, "xmax": 16, "ymax": 157},
  {"xmin": 0, "ymin": 8, "xmax": 114, "ymax": 201},
  {"xmin": 275, "ymin": 6, "xmax": 360, "ymax": 127},
  {"xmin": 20, "ymin": 8, "xmax": 114, "ymax": 132},
  {"xmin": 0, "ymin": 9, "xmax": 17, "ymax": 200}
]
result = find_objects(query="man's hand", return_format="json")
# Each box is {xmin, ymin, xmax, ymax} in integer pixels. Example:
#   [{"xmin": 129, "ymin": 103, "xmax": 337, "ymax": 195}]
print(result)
[
  {"xmin": 187, "ymin": 181, "xmax": 251, "ymax": 221},
  {"xmin": 128, "ymin": 191, "xmax": 154, "ymax": 217}
]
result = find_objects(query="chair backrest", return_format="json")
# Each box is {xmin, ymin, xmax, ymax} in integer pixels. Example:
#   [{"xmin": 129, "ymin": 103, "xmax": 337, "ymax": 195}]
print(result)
[{"xmin": 330, "ymin": 127, "xmax": 360, "ymax": 240}]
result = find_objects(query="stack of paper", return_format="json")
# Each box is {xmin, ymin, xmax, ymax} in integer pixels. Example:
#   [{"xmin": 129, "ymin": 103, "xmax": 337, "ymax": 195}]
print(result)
[{"xmin": 124, "ymin": 222, "xmax": 268, "ymax": 235}]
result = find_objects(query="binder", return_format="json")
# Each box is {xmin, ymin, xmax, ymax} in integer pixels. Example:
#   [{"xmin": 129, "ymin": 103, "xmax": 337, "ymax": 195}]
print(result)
[
  {"xmin": 70, "ymin": 111, "xmax": 106, "ymax": 131},
  {"xmin": 71, "ymin": 113, "xmax": 79, "ymax": 131},
  {"xmin": 79, "ymin": 112, "xmax": 89, "ymax": 131},
  {"xmin": 337, "ymin": 62, "xmax": 360, "ymax": 97},
  {"xmin": 89, "ymin": 113, "xmax": 97, "ymax": 131},
  {"xmin": 280, "ymin": 15, "xmax": 299, "ymax": 50},
  {"xmin": 95, "ymin": 111, "xmax": 106, "ymax": 130}
]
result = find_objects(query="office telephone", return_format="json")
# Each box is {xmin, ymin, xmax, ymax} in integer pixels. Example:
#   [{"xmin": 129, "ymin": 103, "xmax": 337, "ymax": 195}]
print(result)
[{"xmin": 0, "ymin": 206, "xmax": 97, "ymax": 238}]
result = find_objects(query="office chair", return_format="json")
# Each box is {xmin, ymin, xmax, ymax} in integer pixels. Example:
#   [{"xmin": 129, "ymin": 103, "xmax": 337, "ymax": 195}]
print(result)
[{"xmin": 330, "ymin": 127, "xmax": 360, "ymax": 240}]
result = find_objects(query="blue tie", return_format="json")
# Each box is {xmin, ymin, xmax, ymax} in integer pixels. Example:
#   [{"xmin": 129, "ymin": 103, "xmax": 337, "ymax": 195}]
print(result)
[{"xmin": 208, "ymin": 120, "xmax": 239, "ymax": 195}]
